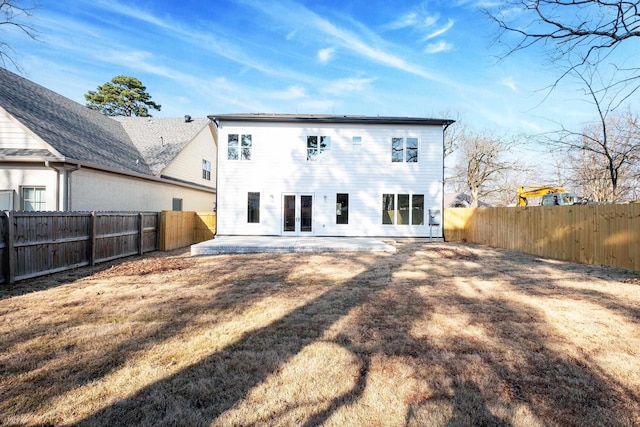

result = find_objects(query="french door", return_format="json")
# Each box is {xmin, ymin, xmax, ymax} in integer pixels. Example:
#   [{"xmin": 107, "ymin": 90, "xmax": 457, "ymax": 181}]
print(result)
[{"xmin": 282, "ymin": 193, "xmax": 314, "ymax": 235}]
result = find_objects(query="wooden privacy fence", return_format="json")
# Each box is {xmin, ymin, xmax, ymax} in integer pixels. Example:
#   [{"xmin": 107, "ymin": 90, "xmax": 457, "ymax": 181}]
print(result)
[
  {"xmin": 159, "ymin": 211, "xmax": 216, "ymax": 251},
  {"xmin": 444, "ymin": 204, "xmax": 640, "ymax": 272},
  {"xmin": 1, "ymin": 211, "xmax": 159, "ymax": 284}
]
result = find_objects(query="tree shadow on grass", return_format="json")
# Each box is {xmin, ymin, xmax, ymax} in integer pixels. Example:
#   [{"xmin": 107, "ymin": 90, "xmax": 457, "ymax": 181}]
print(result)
[
  {"xmin": 35, "ymin": 242, "xmax": 640, "ymax": 425},
  {"xmin": 1, "ymin": 254, "xmax": 334, "ymax": 423},
  {"xmin": 76, "ymin": 264, "xmax": 391, "ymax": 425}
]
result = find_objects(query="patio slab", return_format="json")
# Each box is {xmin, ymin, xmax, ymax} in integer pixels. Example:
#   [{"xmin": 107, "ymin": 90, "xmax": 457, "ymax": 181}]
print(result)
[{"xmin": 190, "ymin": 236, "xmax": 397, "ymax": 255}]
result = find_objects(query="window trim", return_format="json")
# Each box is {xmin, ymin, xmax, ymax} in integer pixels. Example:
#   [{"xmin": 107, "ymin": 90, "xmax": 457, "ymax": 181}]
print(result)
[
  {"xmin": 307, "ymin": 135, "xmax": 331, "ymax": 161},
  {"xmin": 202, "ymin": 159, "xmax": 211, "ymax": 180},
  {"xmin": 336, "ymin": 193, "xmax": 349, "ymax": 224},
  {"xmin": 382, "ymin": 193, "xmax": 424, "ymax": 225},
  {"xmin": 21, "ymin": 186, "xmax": 46, "ymax": 211},
  {"xmin": 248, "ymin": 192, "xmax": 260, "ymax": 223},
  {"xmin": 391, "ymin": 137, "xmax": 419, "ymax": 163},
  {"xmin": 228, "ymin": 134, "xmax": 252, "ymax": 160},
  {"xmin": 0, "ymin": 190, "xmax": 14, "ymax": 211}
]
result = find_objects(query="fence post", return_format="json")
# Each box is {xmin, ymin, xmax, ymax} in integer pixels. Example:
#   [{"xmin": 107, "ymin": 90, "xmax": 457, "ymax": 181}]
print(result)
[
  {"xmin": 138, "ymin": 212, "xmax": 144, "ymax": 255},
  {"xmin": 159, "ymin": 211, "xmax": 167, "ymax": 251},
  {"xmin": 90, "ymin": 212, "xmax": 97, "ymax": 266},
  {"xmin": 1, "ymin": 212, "xmax": 7, "ymax": 284},
  {"xmin": 156, "ymin": 212, "xmax": 161, "ymax": 251},
  {"xmin": 6, "ymin": 211, "xmax": 16, "ymax": 284}
]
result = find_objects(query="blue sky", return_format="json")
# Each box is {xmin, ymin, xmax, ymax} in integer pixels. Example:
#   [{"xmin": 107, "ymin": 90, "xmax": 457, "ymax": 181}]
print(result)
[{"xmin": 2, "ymin": 0, "xmax": 638, "ymax": 138}]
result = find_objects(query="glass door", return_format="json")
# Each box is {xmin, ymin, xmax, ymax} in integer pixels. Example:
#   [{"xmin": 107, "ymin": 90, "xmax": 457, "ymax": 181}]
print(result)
[{"xmin": 282, "ymin": 194, "xmax": 313, "ymax": 235}]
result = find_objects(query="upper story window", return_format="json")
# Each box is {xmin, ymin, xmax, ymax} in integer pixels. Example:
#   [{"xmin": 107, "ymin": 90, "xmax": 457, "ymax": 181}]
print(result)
[
  {"xmin": 352, "ymin": 136, "xmax": 362, "ymax": 152},
  {"xmin": 22, "ymin": 186, "xmax": 46, "ymax": 211},
  {"xmin": 307, "ymin": 136, "xmax": 331, "ymax": 161},
  {"xmin": 391, "ymin": 137, "xmax": 418, "ymax": 163},
  {"xmin": 228, "ymin": 134, "xmax": 252, "ymax": 160},
  {"xmin": 202, "ymin": 159, "xmax": 211, "ymax": 180}
]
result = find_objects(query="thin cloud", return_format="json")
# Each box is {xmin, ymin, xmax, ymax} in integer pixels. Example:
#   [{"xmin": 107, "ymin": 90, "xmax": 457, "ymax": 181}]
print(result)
[
  {"xmin": 423, "ymin": 19, "xmax": 454, "ymax": 40},
  {"xmin": 238, "ymin": 0, "xmax": 452, "ymax": 84},
  {"xmin": 318, "ymin": 47, "xmax": 335, "ymax": 64},
  {"xmin": 424, "ymin": 41, "xmax": 453, "ymax": 54},
  {"xmin": 273, "ymin": 85, "xmax": 307, "ymax": 100},
  {"xmin": 381, "ymin": 11, "xmax": 418, "ymax": 30},
  {"xmin": 323, "ymin": 77, "xmax": 375, "ymax": 96},
  {"xmin": 86, "ymin": 0, "xmax": 321, "ymax": 85},
  {"xmin": 500, "ymin": 76, "xmax": 518, "ymax": 92}
]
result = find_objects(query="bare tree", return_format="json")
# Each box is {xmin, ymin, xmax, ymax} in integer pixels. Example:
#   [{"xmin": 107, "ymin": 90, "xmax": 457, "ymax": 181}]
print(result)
[
  {"xmin": 563, "ymin": 107, "xmax": 640, "ymax": 202},
  {"xmin": 440, "ymin": 109, "xmax": 464, "ymax": 160},
  {"xmin": 486, "ymin": 0, "xmax": 640, "ymax": 102},
  {"xmin": 542, "ymin": 67, "xmax": 640, "ymax": 202},
  {"xmin": 0, "ymin": 0, "xmax": 39, "ymax": 70},
  {"xmin": 449, "ymin": 131, "xmax": 524, "ymax": 207}
]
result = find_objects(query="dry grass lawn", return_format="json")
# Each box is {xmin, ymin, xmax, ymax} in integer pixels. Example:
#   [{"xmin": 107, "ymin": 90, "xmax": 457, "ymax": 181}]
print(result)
[{"xmin": 1, "ymin": 240, "xmax": 639, "ymax": 426}]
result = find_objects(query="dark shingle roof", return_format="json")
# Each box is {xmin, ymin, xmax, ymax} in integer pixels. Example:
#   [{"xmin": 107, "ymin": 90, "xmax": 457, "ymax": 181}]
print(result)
[
  {"xmin": 0, "ymin": 67, "xmax": 151, "ymax": 175},
  {"xmin": 0, "ymin": 148, "xmax": 59, "ymax": 158},
  {"xmin": 209, "ymin": 113, "xmax": 455, "ymax": 126},
  {"xmin": 113, "ymin": 117, "xmax": 210, "ymax": 176}
]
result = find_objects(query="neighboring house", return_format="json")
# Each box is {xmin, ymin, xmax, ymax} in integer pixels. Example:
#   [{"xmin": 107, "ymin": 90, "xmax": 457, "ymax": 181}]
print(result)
[
  {"xmin": 0, "ymin": 68, "xmax": 216, "ymax": 212},
  {"xmin": 211, "ymin": 113, "xmax": 454, "ymax": 238},
  {"xmin": 444, "ymin": 193, "xmax": 491, "ymax": 208}
]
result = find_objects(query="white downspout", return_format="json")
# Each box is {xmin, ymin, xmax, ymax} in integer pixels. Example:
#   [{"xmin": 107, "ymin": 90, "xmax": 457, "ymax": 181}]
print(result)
[{"xmin": 45, "ymin": 162, "xmax": 81, "ymax": 211}]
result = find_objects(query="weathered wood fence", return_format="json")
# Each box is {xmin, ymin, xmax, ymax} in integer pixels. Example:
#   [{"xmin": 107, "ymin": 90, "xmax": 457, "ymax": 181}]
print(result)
[
  {"xmin": 0, "ymin": 211, "xmax": 217, "ymax": 284},
  {"xmin": 444, "ymin": 204, "xmax": 640, "ymax": 272},
  {"xmin": 1, "ymin": 211, "xmax": 159, "ymax": 284}
]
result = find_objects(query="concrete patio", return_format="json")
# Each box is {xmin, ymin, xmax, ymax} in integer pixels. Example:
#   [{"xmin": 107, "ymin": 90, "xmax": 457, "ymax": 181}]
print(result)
[{"xmin": 190, "ymin": 236, "xmax": 398, "ymax": 255}]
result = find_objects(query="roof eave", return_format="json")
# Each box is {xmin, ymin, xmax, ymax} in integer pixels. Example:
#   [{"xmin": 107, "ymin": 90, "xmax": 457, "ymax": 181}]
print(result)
[{"xmin": 208, "ymin": 114, "xmax": 455, "ymax": 126}]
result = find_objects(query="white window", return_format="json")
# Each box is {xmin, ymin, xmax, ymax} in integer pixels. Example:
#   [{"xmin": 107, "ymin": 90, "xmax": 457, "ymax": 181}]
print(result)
[
  {"xmin": 391, "ymin": 137, "xmax": 418, "ymax": 163},
  {"xmin": 0, "ymin": 190, "xmax": 14, "ymax": 210},
  {"xmin": 352, "ymin": 136, "xmax": 362, "ymax": 152},
  {"xmin": 202, "ymin": 159, "xmax": 211, "ymax": 180},
  {"xmin": 21, "ymin": 187, "xmax": 46, "ymax": 211},
  {"xmin": 382, "ymin": 194, "xmax": 424, "ymax": 225},
  {"xmin": 248, "ymin": 192, "xmax": 260, "ymax": 223},
  {"xmin": 307, "ymin": 136, "xmax": 331, "ymax": 161},
  {"xmin": 228, "ymin": 134, "xmax": 252, "ymax": 160}
]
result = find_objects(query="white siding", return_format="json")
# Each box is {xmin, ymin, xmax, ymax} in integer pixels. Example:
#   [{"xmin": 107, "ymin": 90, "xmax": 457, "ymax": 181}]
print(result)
[
  {"xmin": 70, "ymin": 168, "xmax": 216, "ymax": 212},
  {"xmin": 216, "ymin": 121, "xmax": 444, "ymax": 237},
  {"xmin": 0, "ymin": 166, "xmax": 58, "ymax": 210},
  {"xmin": 161, "ymin": 122, "xmax": 217, "ymax": 188},
  {"xmin": 0, "ymin": 108, "xmax": 51, "ymax": 150}
]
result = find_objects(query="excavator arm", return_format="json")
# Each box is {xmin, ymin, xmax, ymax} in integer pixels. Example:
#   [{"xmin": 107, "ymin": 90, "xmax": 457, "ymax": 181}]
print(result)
[{"xmin": 517, "ymin": 186, "xmax": 568, "ymax": 207}]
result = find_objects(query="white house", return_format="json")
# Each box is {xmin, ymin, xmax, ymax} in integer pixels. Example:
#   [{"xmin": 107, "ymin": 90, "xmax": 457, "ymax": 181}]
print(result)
[
  {"xmin": 210, "ymin": 113, "xmax": 453, "ymax": 238},
  {"xmin": 0, "ymin": 68, "xmax": 216, "ymax": 212}
]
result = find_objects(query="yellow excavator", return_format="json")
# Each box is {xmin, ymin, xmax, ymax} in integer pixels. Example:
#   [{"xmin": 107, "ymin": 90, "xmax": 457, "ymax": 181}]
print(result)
[{"xmin": 517, "ymin": 186, "xmax": 578, "ymax": 207}]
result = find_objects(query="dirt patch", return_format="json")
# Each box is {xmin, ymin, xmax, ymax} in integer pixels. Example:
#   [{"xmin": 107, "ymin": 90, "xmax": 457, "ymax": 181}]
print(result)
[{"xmin": 93, "ymin": 256, "xmax": 196, "ymax": 277}]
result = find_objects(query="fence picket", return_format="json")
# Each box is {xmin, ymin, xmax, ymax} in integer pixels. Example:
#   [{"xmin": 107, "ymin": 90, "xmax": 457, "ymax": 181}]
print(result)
[{"xmin": 444, "ymin": 205, "xmax": 640, "ymax": 272}]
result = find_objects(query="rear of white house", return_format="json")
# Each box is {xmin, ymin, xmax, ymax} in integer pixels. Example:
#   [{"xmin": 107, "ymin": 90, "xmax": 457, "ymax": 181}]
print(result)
[{"xmin": 211, "ymin": 114, "xmax": 453, "ymax": 238}]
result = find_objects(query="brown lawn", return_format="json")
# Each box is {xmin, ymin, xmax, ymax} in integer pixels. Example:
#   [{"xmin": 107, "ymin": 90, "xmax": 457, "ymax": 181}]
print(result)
[{"xmin": 0, "ymin": 240, "xmax": 639, "ymax": 426}]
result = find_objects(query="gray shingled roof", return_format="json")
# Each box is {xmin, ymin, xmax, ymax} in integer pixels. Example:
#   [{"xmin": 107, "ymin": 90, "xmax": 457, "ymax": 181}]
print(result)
[
  {"xmin": 113, "ymin": 117, "xmax": 210, "ymax": 176},
  {"xmin": 0, "ymin": 67, "xmax": 152, "ymax": 175},
  {"xmin": 0, "ymin": 148, "xmax": 59, "ymax": 158}
]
